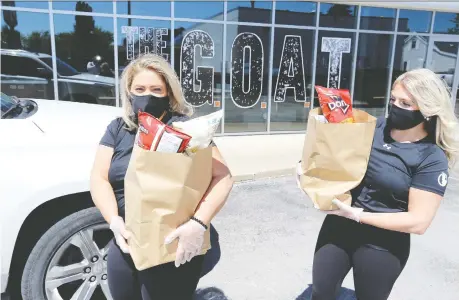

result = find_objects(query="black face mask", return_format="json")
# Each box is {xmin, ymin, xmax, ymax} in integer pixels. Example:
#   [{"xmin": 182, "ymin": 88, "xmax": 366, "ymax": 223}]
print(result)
[
  {"xmin": 387, "ymin": 104, "xmax": 425, "ymax": 130},
  {"xmin": 131, "ymin": 94, "xmax": 170, "ymax": 119}
]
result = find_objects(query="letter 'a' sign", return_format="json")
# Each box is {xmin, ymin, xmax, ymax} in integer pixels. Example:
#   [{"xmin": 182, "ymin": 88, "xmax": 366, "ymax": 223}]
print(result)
[
  {"xmin": 274, "ymin": 35, "xmax": 307, "ymax": 103},
  {"xmin": 321, "ymin": 37, "xmax": 351, "ymax": 89}
]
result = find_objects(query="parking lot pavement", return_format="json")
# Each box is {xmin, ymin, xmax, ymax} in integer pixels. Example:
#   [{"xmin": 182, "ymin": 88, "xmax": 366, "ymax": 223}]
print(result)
[{"xmin": 196, "ymin": 176, "xmax": 459, "ymax": 300}]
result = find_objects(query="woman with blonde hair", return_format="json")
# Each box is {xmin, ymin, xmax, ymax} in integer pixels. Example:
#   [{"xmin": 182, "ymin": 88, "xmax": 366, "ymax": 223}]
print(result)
[
  {"xmin": 90, "ymin": 53, "xmax": 233, "ymax": 300},
  {"xmin": 311, "ymin": 68, "xmax": 459, "ymax": 300}
]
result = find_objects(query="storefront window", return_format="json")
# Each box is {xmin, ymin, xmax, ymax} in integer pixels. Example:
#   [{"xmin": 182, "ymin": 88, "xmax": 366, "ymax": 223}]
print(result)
[
  {"xmin": 174, "ymin": 21, "xmax": 223, "ymax": 133},
  {"xmin": 354, "ymin": 33, "xmax": 394, "ymax": 117},
  {"xmin": 175, "ymin": 1, "xmax": 224, "ymax": 21},
  {"xmin": 52, "ymin": 1, "xmax": 113, "ymax": 14},
  {"xmin": 275, "ymin": 1, "xmax": 316, "ymax": 26},
  {"xmin": 0, "ymin": 10, "xmax": 54, "ymax": 100},
  {"xmin": 53, "ymin": 14, "xmax": 116, "ymax": 105},
  {"xmin": 227, "ymin": 1, "xmax": 272, "ymax": 24},
  {"xmin": 319, "ymin": 3, "xmax": 357, "ymax": 29},
  {"xmin": 270, "ymin": 28, "xmax": 314, "ymax": 131},
  {"xmin": 433, "ymin": 12, "xmax": 459, "ymax": 35},
  {"xmin": 1, "ymin": 1, "xmax": 48, "ymax": 9},
  {"xmin": 1, "ymin": 1, "xmax": 458, "ymax": 132},
  {"xmin": 224, "ymin": 24, "xmax": 271, "ymax": 133},
  {"xmin": 117, "ymin": 1, "xmax": 170, "ymax": 17},
  {"xmin": 360, "ymin": 6, "xmax": 395, "ymax": 31},
  {"xmin": 398, "ymin": 9, "xmax": 432, "ymax": 33},
  {"xmin": 314, "ymin": 31, "xmax": 354, "ymax": 107}
]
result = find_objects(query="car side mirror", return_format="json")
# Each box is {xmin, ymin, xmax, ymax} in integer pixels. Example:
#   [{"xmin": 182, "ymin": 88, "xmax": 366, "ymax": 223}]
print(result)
[{"xmin": 37, "ymin": 67, "xmax": 53, "ymax": 78}]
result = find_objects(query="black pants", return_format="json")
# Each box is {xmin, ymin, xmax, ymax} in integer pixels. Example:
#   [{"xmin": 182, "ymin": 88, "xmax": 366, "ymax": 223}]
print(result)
[
  {"xmin": 107, "ymin": 239, "xmax": 204, "ymax": 300},
  {"xmin": 312, "ymin": 215, "xmax": 411, "ymax": 300}
]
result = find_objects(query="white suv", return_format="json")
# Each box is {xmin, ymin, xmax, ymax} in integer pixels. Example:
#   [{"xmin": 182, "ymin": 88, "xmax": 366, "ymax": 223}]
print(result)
[
  {"xmin": 1, "ymin": 92, "xmax": 121, "ymax": 300},
  {"xmin": 1, "ymin": 49, "xmax": 116, "ymax": 106}
]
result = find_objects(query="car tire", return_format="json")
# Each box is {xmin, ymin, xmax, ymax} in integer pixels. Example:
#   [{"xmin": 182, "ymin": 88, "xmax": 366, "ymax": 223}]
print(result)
[{"xmin": 21, "ymin": 207, "xmax": 113, "ymax": 300}]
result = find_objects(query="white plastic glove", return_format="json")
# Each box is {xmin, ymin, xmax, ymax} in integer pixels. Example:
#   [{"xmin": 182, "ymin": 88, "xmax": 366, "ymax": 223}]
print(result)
[
  {"xmin": 109, "ymin": 216, "xmax": 131, "ymax": 254},
  {"xmin": 327, "ymin": 199, "xmax": 364, "ymax": 223},
  {"xmin": 164, "ymin": 219, "xmax": 206, "ymax": 268}
]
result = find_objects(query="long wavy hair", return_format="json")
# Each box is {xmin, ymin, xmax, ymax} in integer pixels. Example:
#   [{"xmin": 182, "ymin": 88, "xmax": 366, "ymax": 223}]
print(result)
[
  {"xmin": 394, "ymin": 68, "xmax": 459, "ymax": 168},
  {"xmin": 119, "ymin": 53, "xmax": 193, "ymax": 131}
]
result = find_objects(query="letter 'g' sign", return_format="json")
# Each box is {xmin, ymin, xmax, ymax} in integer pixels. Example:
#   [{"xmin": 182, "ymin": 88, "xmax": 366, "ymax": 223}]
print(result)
[{"xmin": 180, "ymin": 30, "xmax": 215, "ymax": 107}]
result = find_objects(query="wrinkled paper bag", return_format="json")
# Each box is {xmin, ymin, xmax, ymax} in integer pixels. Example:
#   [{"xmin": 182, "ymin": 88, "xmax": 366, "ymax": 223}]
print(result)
[
  {"xmin": 299, "ymin": 108, "xmax": 377, "ymax": 210},
  {"xmin": 125, "ymin": 145, "xmax": 213, "ymax": 270}
]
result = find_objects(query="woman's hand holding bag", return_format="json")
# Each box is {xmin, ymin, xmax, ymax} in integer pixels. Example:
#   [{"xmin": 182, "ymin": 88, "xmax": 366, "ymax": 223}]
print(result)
[{"xmin": 165, "ymin": 219, "xmax": 206, "ymax": 267}]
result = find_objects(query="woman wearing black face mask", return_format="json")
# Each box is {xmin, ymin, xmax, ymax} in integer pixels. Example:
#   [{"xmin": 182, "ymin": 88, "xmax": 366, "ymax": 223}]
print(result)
[
  {"xmin": 89, "ymin": 54, "xmax": 233, "ymax": 300},
  {"xmin": 311, "ymin": 68, "xmax": 459, "ymax": 300}
]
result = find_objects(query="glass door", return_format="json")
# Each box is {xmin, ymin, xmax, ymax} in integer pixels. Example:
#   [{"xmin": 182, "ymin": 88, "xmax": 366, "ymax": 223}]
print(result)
[{"xmin": 426, "ymin": 37, "xmax": 459, "ymax": 116}]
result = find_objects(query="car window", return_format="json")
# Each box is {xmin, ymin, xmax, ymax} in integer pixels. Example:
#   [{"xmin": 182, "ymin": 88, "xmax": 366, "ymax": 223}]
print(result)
[
  {"xmin": 0, "ymin": 92, "xmax": 16, "ymax": 115},
  {"xmin": 0, "ymin": 55, "xmax": 50, "ymax": 78},
  {"xmin": 40, "ymin": 57, "xmax": 79, "ymax": 76}
]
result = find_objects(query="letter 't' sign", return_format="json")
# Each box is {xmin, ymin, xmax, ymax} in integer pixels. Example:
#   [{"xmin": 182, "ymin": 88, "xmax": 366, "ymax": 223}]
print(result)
[{"xmin": 321, "ymin": 37, "xmax": 351, "ymax": 89}]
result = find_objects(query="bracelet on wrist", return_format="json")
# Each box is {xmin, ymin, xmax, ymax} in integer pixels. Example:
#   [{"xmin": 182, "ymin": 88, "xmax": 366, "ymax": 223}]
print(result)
[{"xmin": 190, "ymin": 216, "xmax": 208, "ymax": 230}]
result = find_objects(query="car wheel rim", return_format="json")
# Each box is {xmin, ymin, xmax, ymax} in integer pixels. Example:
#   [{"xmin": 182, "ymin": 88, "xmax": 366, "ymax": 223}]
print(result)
[{"xmin": 44, "ymin": 224, "xmax": 113, "ymax": 300}]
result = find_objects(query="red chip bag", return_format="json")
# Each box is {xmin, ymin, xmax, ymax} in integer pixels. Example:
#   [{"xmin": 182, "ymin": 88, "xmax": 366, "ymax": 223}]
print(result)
[
  {"xmin": 315, "ymin": 86, "xmax": 354, "ymax": 123},
  {"xmin": 136, "ymin": 111, "xmax": 191, "ymax": 153}
]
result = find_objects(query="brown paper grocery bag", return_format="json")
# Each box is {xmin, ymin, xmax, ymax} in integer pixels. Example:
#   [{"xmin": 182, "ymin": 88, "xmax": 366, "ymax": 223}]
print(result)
[
  {"xmin": 124, "ymin": 145, "xmax": 213, "ymax": 271},
  {"xmin": 299, "ymin": 108, "xmax": 377, "ymax": 211}
]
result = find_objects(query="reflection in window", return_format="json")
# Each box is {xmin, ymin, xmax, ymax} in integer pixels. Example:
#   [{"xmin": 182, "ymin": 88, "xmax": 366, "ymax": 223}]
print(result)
[
  {"xmin": 398, "ymin": 9, "xmax": 432, "ymax": 33},
  {"xmin": 227, "ymin": 1, "xmax": 272, "ymax": 24},
  {"xmin": 117, "ymin": 18, "xmax": 171, "ymax": 70},
  {"xmin": 0, "ymin": 10, "xmax": 55, "ymax": 100},
  {"xmin": 360, "ymin": 6, "xmax": 395, "ymax": 31},
  {"xmin": 53, "ymin": 14, "xmax": 116, "ymax": 106},
  {"xmin": 354, "ymin": 33, "xmax": 393, "ymax": 117},
  {"xmin": 319, "ymin": 3, "xmax": 357, "ymax": 29},
  {"xmin": 117, "ymin": 1, "xmax": 170, "ymax": 17},
  {"xmin": 52, "ymin": 1, "xmax": 113, "ymax": 13},
  {"xmin": 270, "ymin": 28, "xmax": 314, "ymax": 131},
  {"xmin": 431, "ymin": 41, "xmax": 458, "ymax": 90},
  {"xmin": 224, "ymin": 24, "xmax": 271, "ymax": 133},
  {"xmin": 433, "ymin": 12, "xmax": 459, "ymax": 35},
  {"xmin": 173, "ymin": 22, "xmax": 223, "ymax": 133},
  {"xmin": 275, "ymin": 1, "xmax": 316, "ymax": 26},
  {"xmin": 314, "ymin": 31, "xmax": 354, "ymax": 107},
  {"xmin": 175, "ymin": 1, "xmax": 223, "ymax": 21},
  {"xmin": 392, "ymin": 35, "xmax": 428, "ymax": 85}
]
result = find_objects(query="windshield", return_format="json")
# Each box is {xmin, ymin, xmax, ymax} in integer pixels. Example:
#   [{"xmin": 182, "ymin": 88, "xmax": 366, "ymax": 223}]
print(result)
[
  {"xmin": 40, "ymin": 57, "xmax": 80, "ymax": 76},
  {"xmin": 1, "ymin": 92, "xmax": 18, "ymax": 116}
]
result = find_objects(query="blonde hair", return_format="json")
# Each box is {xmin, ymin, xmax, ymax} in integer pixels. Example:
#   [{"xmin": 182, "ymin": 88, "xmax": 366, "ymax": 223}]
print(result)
[
  {"xmin": 120, "ymin": 53, "xmax": 193, "ymax": 130},
  {"xmin": 394, "ymin": 68, "xmax": 459, "ymax": 168}
]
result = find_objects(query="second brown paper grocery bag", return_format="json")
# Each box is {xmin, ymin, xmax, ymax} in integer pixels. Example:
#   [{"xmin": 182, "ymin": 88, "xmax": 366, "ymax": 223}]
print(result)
[
  {"xmin": 299, "ymin": 108, "xmax": 377, "ymax": 211},
  {"xmin": 124, "ymin": 145, "xmax": 213, "ymax": 271}
]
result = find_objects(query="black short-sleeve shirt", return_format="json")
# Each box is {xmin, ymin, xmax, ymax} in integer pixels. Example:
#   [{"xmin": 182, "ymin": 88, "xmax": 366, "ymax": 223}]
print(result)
[
  {"xmin": 352, "ymin": 117, "xmax": 449, "ymax": 213},
  {"xmin": 99, "ymin": 113, "xmax": 191, "ymax": 217}
]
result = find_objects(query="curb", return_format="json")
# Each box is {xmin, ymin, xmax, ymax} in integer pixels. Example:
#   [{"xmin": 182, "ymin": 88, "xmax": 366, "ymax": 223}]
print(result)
[{"xmin": 232, "ymin": 168, "xmax": 295, "ymax": 182}]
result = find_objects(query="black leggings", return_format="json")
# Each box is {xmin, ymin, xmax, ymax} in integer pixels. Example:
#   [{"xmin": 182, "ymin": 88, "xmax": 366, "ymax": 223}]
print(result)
[
  {"xmin": 312, "ymin": 215, "xmax": 411, "ymax": 300},
  {"xmin": 107, "ymin": 239, "xmax": 204, "ymax": 300}
]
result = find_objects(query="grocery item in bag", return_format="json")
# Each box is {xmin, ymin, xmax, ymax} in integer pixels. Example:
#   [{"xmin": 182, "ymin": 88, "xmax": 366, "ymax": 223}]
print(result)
[
  {"xmin": 315, "ymin": 86, "xmax": 354, "ymax": 123},
  {"xmin": 172, "ymin": 110, "xmax": 223, "ymax": 155},
  {"xmin": 136, "ymin": 111, "xmax": 191, "ymax": 153}
]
